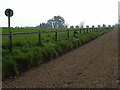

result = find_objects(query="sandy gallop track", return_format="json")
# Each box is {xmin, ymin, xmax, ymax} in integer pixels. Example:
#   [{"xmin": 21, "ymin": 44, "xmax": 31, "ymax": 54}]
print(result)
[{"xmin": 3, "ymin": 30, "xmax": 118, "ymax": 88}]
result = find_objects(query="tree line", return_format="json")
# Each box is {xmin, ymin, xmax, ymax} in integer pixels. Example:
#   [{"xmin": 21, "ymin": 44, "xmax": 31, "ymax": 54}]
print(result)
[
  {"xmin": 36, "ymin": 15, "xmax": 67, "ymax": 28},
  {"xmin": 15, "ymin": 15, "xmax": 117, "ymax": 29},
  {"xmin": 36, "ymin": 15, "xmax": 114, "ymax": 29}
]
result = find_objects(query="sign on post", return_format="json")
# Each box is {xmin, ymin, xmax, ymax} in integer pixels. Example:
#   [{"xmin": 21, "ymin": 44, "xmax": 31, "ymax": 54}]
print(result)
[
  {"xmin": 5, "ymin": 9, "xmax": 13, "ymax": 17},
  {"xmin": 5, "ymin": 8, "xmax": 14, "ymax": 52}
]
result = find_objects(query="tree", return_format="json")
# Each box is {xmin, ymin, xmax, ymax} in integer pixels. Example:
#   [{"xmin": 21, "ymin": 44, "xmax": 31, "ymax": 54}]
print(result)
[
  {"xmin": 36, "ymin": 15, "xmax": 67, "ymax": 28},
  {"xmin": 98, "ymin": 25, "xmax": 101, "ymax": 28},
  {"xmin": 86, "ymin": 25, "xmax": 89, "ymax": 28},
  {"xmin": 79, "ymin": 21, "xmax": 85, "ymax": 28},
  {"xmin": 102, "ymin": 24, "xmax": 106, "ymax": 28},
  {"xmin": 64, "ymin": 23, "xmax": 69, "ymax": 28},
  {"xmin": 39, "ymin": 23, "xmax": 48, "ymax": 28},
  {"xmin": 108, "ymin": 25, "xmax": 111, "ymax": 28},
  {"xmin": 92, "ymin": 25, "xmax": 95, "ymax": 28},
  {"xmin": 75, "ymin": 25, "xmax": 79, "ymax": 29},
  {"xmin": 70, "ymin": 26, "xmax": 74, "ymax": 29},
  {"xmin": 46, "ymin": 15, "xmax": 66, "ymax": 28}
]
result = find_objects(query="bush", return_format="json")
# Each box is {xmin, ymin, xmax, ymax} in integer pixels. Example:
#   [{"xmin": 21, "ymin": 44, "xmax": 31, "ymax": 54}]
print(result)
[
  {"xmin": 13, "ymin": 51, "xmax": 33, "ymax": 72},
  {"xmin": 79, "ymin": 34, "xmax": 90, "ymax": 44},
  {"xmin": 70, "ymin": 38, "xmax": 81, "ymax": 48},
  {"xmin": 2, "ymin": 55, "xmax": 19, "ymax": 79},
  {"xmin": 56, "ymin": 40, "xmax": 74, "ymax": 53},
  {"xmin": 54, "ymin": 44, "xmax": 63, "ymax": 55},
  {"xmin": 31, "ymin": 47, "xmax": 43, "ymax": 66},
  {"xmin": 42, "ymin": 43, "xmax": 58, "ymax": 62}
]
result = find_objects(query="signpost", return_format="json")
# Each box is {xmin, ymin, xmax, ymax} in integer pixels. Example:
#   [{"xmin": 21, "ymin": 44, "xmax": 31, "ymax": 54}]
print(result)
[{"xmin": 5, "ymin": 8, "xmax": 14, "ymax": 52}]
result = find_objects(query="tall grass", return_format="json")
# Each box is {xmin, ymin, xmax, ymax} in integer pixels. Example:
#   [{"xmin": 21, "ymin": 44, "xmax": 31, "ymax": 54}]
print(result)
[{"xmin": 2, "ymin": 27, "xmax": 110, "ymax": 80}]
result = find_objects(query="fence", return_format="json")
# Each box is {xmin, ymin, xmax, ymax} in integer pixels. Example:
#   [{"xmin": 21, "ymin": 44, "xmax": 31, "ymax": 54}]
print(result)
[{"xmin": 2, "ymin": 27, "xmax": 112, "ymax": 52}]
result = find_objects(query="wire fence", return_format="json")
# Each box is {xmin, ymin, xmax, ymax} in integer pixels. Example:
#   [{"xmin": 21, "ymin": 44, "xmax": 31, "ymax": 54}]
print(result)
[{"xmin": 1, "ymin": 27, "xmax": 112, "ymax": 52}]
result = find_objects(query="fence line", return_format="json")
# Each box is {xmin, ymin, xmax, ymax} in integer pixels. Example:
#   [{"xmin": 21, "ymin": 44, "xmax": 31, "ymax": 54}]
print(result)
[
  {"xmin": 1, "ymin": 27, "xmax": 110, "ymax": 36},
  {"xmin": 1, "ymin": 27, "xmax": 112, "ymax": 52}
]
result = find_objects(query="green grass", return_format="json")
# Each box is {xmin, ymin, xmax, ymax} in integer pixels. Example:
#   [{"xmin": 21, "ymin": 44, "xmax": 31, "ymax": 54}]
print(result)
[{"xmin": 2, "ymin": 27, "xmax": 111, "ymax": 80}]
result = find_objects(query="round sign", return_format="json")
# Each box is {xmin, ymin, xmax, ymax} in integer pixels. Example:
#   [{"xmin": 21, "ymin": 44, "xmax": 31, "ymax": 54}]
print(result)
[{"xmin": 5, "ymin": 9, "xmax": 13, "ymax": 17}]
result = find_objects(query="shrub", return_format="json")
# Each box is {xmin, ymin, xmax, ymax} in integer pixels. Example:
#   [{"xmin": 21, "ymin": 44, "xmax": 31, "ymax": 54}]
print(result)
[
  {"xmin": 31, "ymin": 47, "xmax": 43, "ymax": 66},
  {"xmin": 79, "ymin": 34, "xmax": 90, "ymax": 44},
  {"xmin": 2, "ymin": 55, "xmax": 19, "ymax": 79},
  {"xmin": 13, "ymin": 51, "xmax": 34, "ymax": 72},
  {"xmin": 54, "ymin": 44, "xmax": 63, "ymax": 55},
  {"xmin": 42, "ymin": 43, "xmax": 58, "ymax": 62},
  {"xmin": 56, "ymin": 40, "xmax": 74, "ymax": 53},
  {"xmin": 70, "ymin": 38, "xmax": 81, "ymax": 48}
]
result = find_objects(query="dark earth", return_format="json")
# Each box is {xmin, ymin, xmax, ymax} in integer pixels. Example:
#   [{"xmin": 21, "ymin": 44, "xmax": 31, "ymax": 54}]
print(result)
[{"xmin": 3, "ymin": 30, "xmax": 118, "ymax": 88}]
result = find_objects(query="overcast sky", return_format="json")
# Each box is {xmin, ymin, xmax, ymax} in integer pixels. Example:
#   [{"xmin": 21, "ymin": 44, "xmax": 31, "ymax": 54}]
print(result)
[{"xmin": 0, "ymin": 0, "xmax": 119, "ymax": 27}]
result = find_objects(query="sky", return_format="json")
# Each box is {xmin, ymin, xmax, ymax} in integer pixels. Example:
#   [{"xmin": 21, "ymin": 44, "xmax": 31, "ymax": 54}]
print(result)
[{"xmin": 0, "ymin": 0, "xmax": 119, "ymax": 27}]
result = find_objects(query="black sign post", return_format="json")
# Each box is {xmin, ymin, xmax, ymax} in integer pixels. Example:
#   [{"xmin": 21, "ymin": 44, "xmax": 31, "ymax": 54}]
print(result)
[{"xmin": 5, "ymin": 9, "xmax": 13, "ymax": 52}]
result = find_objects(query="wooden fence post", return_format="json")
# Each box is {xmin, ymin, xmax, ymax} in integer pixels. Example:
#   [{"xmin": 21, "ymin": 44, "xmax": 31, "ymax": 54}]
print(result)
[
  {"xmin": 93, "ymin": 28, "xmax": 94, "ymax": 32},
  {"xmin": 79, "ymin": 28, "xmax": 81, "ymax": 35},
  {"xmin": 83, "ymin": 28, "xmax": 85, "ymax": 33},
  {"xmin": 9, "ymin": 31, "xmax": 12, "ymax": 52},
  {"xmin": 67, "ymin": 29, "xmax": 69, "ymax": 39},
  {"xmin": 73, "ymin": 29, "xmax": 76, "ymax": 37},
  {"xmin": 85, "ymin": 28, "xmax": 86, "ymax": 33},
  {"xmin": 87, "ymin": 28, "xmax": 89, "ymax": 33},
  {"xmin": 38, "ymin": 31, "xmax": 42, "ymax": 46},
  {"xmin": 55, "ymin": 30, "xmax": 57, "ymax": 41}
]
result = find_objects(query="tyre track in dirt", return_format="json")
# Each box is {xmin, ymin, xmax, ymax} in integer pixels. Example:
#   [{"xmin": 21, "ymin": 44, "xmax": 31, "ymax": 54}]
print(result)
[{"xmin": 3, "ymin": 30, "xmax": 118, "ymax": 88}]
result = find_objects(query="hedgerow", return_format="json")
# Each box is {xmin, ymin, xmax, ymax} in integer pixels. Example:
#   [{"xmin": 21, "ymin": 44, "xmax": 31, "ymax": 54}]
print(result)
[{"xmin": 2, "ymin": 29, "xmax": 110, "ymax": 80}]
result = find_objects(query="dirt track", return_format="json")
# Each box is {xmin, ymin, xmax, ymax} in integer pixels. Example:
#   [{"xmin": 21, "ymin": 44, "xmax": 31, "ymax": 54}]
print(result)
[{"xmin": 3, "ymin": 30, "xmax": 118, "ymax": 88}]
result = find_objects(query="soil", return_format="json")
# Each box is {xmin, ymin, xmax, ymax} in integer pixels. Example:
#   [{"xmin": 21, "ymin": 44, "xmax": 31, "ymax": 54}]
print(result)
[{"xmin": 3, "ymin": 30, "xmax": 118, "ymax": 88}]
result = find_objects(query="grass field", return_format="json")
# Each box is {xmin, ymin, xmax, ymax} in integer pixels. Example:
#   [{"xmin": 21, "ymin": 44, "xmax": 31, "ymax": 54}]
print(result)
[{"xmin": 2, "ymin": 27, "xmax": 111, "ymax": 80}]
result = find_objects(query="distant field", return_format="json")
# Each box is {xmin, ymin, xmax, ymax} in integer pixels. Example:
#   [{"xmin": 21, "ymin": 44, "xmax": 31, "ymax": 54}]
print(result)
[{"xmin": 2, "ymin": 28, "xmax": 67, "ymax": 33}]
